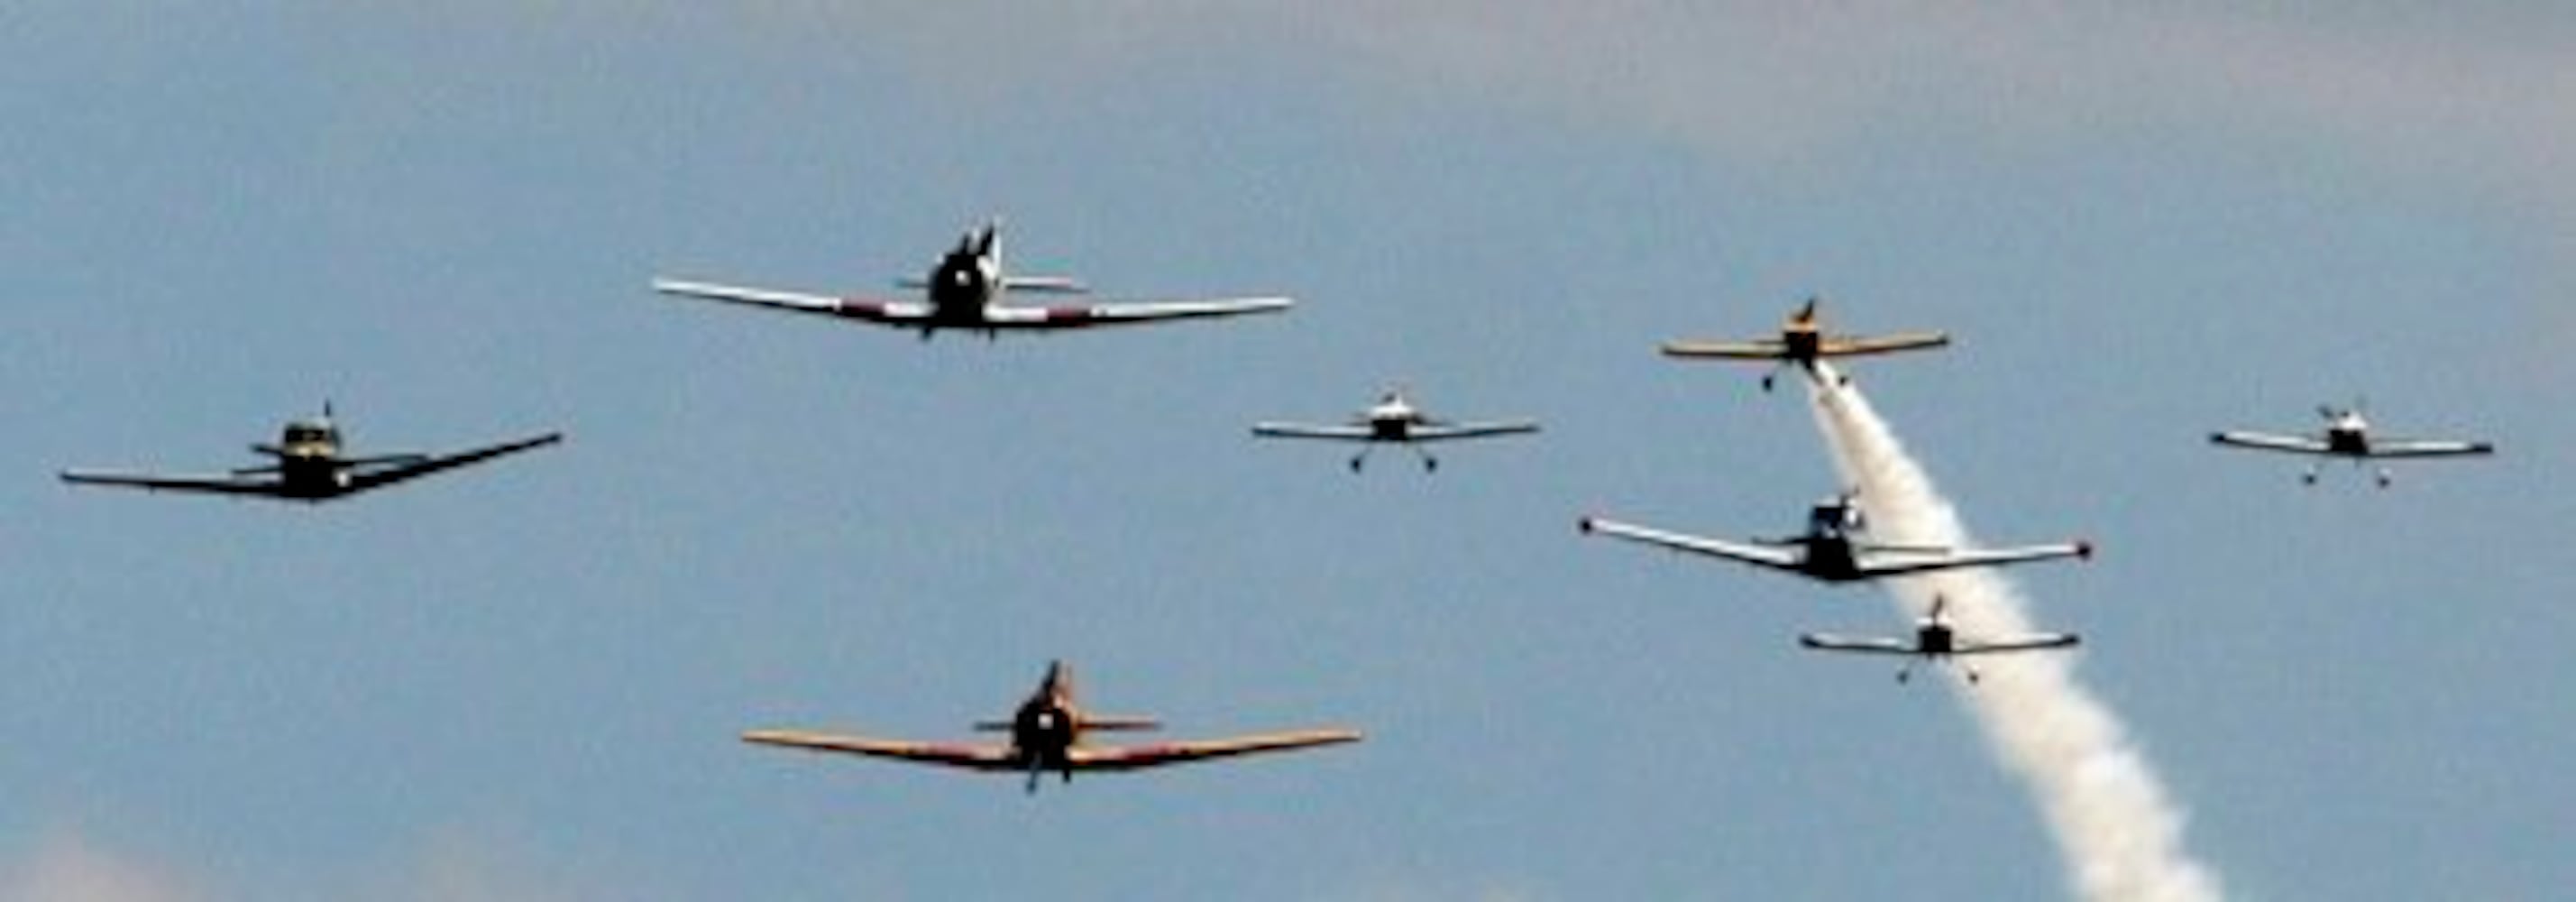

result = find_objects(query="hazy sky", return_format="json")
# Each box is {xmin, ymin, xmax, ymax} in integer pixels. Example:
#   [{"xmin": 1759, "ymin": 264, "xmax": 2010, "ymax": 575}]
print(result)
[{"xmin": 5, "ymin": 5, "xmax": 2571, "ymax": 899}]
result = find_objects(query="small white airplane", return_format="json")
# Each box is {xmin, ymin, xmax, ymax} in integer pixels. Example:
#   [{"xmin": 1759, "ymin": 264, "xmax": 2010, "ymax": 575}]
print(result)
[
  {"xmin": 1579, "ymin": 492, "xmax": 2091, "ymax": 584},
  {"xmin": 1659, "ymin": 297, "xmax": 1950, "ymax": 391},
  {"xmin": 651, "ymin": 218, "xmax": 1292, "ymax": 339},
  {"xmin": 2210, "ymin": 402, "xmax": 2493, "ymax": 487},
  {"xmin": 1801, "ymin": 595, "xmax": 2079, "ymax": 684},
  {"xmin": 60, "ymin": 403, "xmax": 562, "ymax": 502},
  {"xmin": 742, "ymin": 660, "xmax": 1360, "ymax": 795},
  {"xmin": 1251, "ymin": 387, "xmax": 1540, "ymax": 472}
]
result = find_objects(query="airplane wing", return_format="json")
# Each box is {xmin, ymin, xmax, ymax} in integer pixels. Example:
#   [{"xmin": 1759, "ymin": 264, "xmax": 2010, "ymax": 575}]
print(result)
[
  {"xmin": 59, "ymin": 470, "xmax": 289, "ymax": 497},
  {"xmin": 1407, "ymin": 419, "xmax": 1542, "ymax": 442},
  {"xmin": 342, "ymin": 432, "xmax": 564, "ymax": 493},
  {"xmin": 739, "ymin": 729, "xmax": 1020, "ymax": 771},
  {"xmin": 1817, "ymin": 331, "xmax": 1951, "ymax": 357},
  {"xmin": 2364, "ymin": 437, "xmax": 2495, "ymax": 458},
  {"xmin": 1856, "ymin": 541, "xmax": 2091, "ymax": 578},
  {"xmin": 977, "ymin": 296, "xmax": 1293, "ymax": 329},
  {"xmin": 652, "ymin": 278, "xmax": 934, "ymax": 327},
  {"xmin": 2208, "ymin": 430, "xmax": 2333, "ymax": 455},
  {"xmin": 1062, "ymin": 728, "xmax": 1361, "ymax": 772},
  {"xmin": 1659, "ymin": 339, "xmax": 1789, "ymax": 360},
  {"xmin": 1952, "ymin": 633, "xmax": 2082, "ymax": 655},
  {"xmin": 1251, "ymin": 422, "xmax": 1377, "ymax": 441},
  {"xmin": 1577, "ymin": 517, "xmax": 1804, "ymax": 573},
  {"xmin": 1797, "ymin": 633, "xmax": 1918, "ymax": 656}
]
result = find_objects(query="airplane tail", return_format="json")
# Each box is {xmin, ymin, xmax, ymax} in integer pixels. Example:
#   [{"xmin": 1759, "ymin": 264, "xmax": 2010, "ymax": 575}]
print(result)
[
  {"xmin": 1792, "ymin": 296, "xmax": 1820, "ymax": 325},
  {"xmin": 972, "ymin": 216, "xmax": 1002, "ymax": 259}
]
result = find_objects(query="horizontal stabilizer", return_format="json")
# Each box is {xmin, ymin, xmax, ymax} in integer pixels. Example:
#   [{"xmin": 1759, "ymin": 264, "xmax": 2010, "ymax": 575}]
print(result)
[{"xmin": 1003, "ymin": 275, "xmax": 1089, "ymax": 294}]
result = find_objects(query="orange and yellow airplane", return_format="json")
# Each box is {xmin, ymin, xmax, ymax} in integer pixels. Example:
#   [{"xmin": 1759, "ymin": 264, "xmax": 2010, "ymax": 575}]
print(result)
[
  {"xmin": 1660, "ymin": 297, "xmax": 1949, "ymax": 391},
  {"xmin": 743, "ymin": 661, "xmax": 1360, "ymax": 794}
]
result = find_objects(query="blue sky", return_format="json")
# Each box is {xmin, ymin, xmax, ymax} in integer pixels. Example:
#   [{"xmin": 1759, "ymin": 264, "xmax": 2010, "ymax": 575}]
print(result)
[{"xmin": 5, "ymin": 5, "xmax": 2571, "ymax": 899}]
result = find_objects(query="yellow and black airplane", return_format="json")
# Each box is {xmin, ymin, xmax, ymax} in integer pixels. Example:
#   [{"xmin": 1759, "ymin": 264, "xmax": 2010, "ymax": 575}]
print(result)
[
  {"xmin": 1660, "ymin": 297, "xmax": 1949, "ymax": 391},
  {"xmin": 60, "ymin": 403, "xmax": 561, "ymax": 502},
  {"xmin": 743, "ymin": 660, "xmax": 1360, "ymax": 794}
]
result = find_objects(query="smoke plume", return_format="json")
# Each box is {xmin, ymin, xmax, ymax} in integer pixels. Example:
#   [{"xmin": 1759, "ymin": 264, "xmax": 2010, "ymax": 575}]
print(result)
[{"xmin": 1806, "ymin": 365, "xmax": 2222, "ymax": 902}]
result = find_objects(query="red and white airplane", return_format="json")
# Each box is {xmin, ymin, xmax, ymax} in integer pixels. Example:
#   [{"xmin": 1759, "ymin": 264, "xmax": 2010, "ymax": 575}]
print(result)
[
  {"xmin": 652, "ymin": 219, "xmax": 1292, "ymax": 340},
  {"xmin": 60, "ymin": 404, "xmax": 562, "ymax": 502},
  {"xmin": 1580, "ymin": 492, "xmax": 2091, "ymax": 584},
  {"xmin": 742, "ymin": 660, "xmax": 1360, "ymax": 794},
  {"xmin": 1801, "ymin": 595, "xmax": 2079, "ymax": 685},
  {"xmin": 2210, "ymin": 402, "xmax": 2493, "ymax": 487},
  {"xmin": 1251, "ymin": 387, "xmax": 1540, "ymax": 473},
  {"xmin": 1659, "ymin": 297, "xmax": 1949, "ymax": 391}
]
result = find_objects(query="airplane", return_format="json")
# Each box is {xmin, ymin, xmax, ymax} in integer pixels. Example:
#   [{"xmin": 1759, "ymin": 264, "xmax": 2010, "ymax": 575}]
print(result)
[
  {"xmin": 60, "ymin": 403, "xmax": 562, "ymax": 502},
  {"xmin": 1658, "ymin": 297, "xmax": 1950, "ymax": 391},
  {"xmin": 741, "ymin": 660, "xmax": 1361, "ymax": 794},
  {"xmin": 1251, "ymin": 387, "xmax": 1540, "ymax": 472},
  {"xmin": 1800, "ymin": 595, "xmax": 2079, "ymax": 684},
  {"xmin": 650, "ymin": 218, "xmax": 1293, "ymax": 339},
  {"xmin": 1578, "ymin": 492, "xmax": 2092, "ymax": 584},
  {"xmin": 2210, "ymin": 402, "xmax": 2494, "ymax": 487}
]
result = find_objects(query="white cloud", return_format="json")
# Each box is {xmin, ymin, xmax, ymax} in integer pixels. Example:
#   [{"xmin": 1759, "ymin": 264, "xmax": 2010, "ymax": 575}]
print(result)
[
  {"xmin": 0, "ymin": 832, "xmax": 202, "ymax": 902},
  {"xmin": 0, "ymin": 828, "xmax": 629, "ymax": 902}
]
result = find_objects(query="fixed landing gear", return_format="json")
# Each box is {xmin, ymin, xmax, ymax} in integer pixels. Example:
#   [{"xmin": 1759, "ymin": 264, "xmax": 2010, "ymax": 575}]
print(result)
[
  {"xmin": 2300, "ymin": 468, "xmax": 2319, "ymax": 486},
  {"xmin": 1760, "ymin": 373, "xmax": 1777, "ymax": 392},
  {"xmin": 1351, "ymin": 446, "xmax": 1438, "ymax": 474},
  {"xmin": 2375, "ymin": 468, "xmax": 2393, "ymax": 489}
]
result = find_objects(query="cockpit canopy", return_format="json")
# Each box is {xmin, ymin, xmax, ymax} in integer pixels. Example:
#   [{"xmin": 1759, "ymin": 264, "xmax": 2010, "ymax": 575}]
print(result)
[
  {"xmin": 1810, "ymin": 502, "xmax": 1862, "ymax": 536},
  {"xmin": 281, "ymin": 422, "xmax": 338, "ymax": 446}
]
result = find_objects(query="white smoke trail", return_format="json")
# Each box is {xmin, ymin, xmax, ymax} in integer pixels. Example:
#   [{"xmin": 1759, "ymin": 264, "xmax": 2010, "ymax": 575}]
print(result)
[{"xmin": 1805, "ymin": 364, "xmax": 2222, "ymax": 902}]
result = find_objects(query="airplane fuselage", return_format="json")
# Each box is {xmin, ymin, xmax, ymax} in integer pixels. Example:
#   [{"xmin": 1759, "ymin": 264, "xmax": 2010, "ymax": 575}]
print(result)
[
  {"xmin": 1011, "ymin": 697, "xmax": 1081, "ymax": 772},
  {"xmin": 2324, "ymin": 425, "xmax": 2370, "ymax": 456},
  {"xmin": 1780, "ymin": 326, "xmax": 1821, "ymax": 364},
  {"xmin": 1916, "ymin": 622, "xmax": 1957, "ymax": 657},
  {"xmin": 267, "ymin": 423, "xmax": 353, "ymax": 499},
  {"xmin": 924, "ymin": 248, "xmax": 1001, "ymax": 328},
  {"xmin": 1792, "ymin": 536, "xmax": 1872, "ymax": 582},
  {"xmin": 272, "ymin": 455, "xmax": 353, "ymax": 498},
  {"xmin": 1362, "ymin": 398, "xmax": 1422, "ymax": 441},
  {"xmin": 1367, "ymin": 415, "xmax": 1414, "ymax": 441}
]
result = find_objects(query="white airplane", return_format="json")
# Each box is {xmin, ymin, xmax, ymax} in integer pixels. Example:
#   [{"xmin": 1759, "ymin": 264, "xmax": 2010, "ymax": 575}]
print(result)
[
  {"xmin": 1659, "ymin": 297, "xmax": 1950, "ymax": 391},
  {"xmin": 1251, "ymin": 387, "xmax": 1540, "ymax": 472},
  {"xmin": 60, "ymin": 403, "xmax": 562, "ymax": 502},
  {"xmin": 743, "ymin": 660, "xmax": 1360, "ymax": 795},
  {"xmin": 1579, "ymin": 492, "xmax": 2091, "ymax": 584},
  {"xmin": 2210, "ymin": 402, "xmax": 2493, "ymax": 487},
  {"xmin": 1801, "ymin": 595, "xmax": 2079, "ymax": 684},
  {"xmin": 651, "ymin": 218, "xmax": 1292, "ymax": 339}
]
